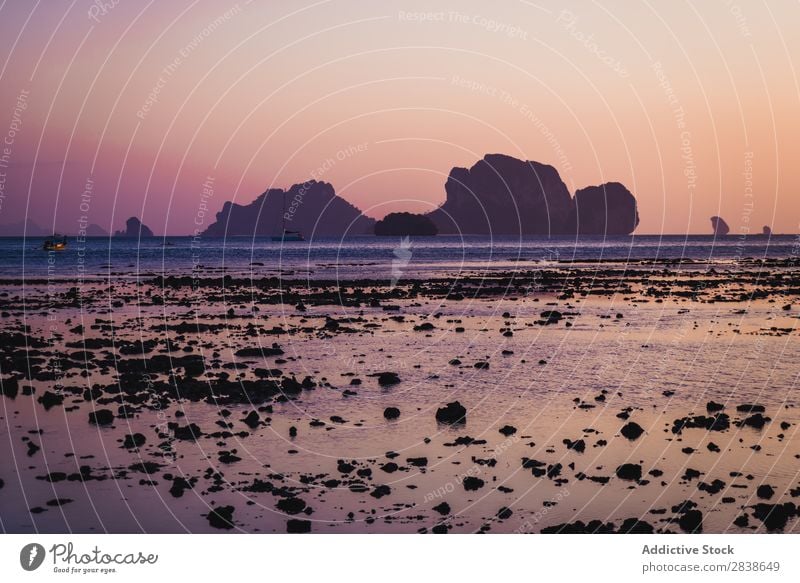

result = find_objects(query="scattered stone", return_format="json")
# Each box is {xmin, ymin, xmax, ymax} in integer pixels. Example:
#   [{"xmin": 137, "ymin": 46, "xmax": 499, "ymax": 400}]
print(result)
[
  {"xmin": 620, "ymin": 422, "xmax": 644, "ymax": 440},
  {"xmin": 563, "ymin": 438, "xmax": 586, "ymax": 453},
  {"xmin": 37, "ymin": 391, "xmax": 64, "ymax": 410},
  {"xmin": 435, "ymin": 401, "xmax": 467, "ymax": 424},
  {"xmin": 383, "ymin": 407, "xmax": 401, "ymax": 420},
  {"xmin": 615, "ymin": 464, "xmax": 642, "ymax": 482},
  {"xmin": 757, "ymin": 485, "xmax": 775, "ymax": 500},
  {"xmin": 243, "ymin": 411, "xmax": 261, "ymax": 429},
  {"xmin": 377, "ymin": 372, "xmax": 401, "ymax": 386},
  {"xmin": 678, "ymin": 510, "xmax": 703, "ymax": 533},
  {"xmin": 751, "ymin": 502, "xmax": 797, "ymax": 531},
  {"xmin": 123, "ymin": 433, "xmax": 146, "ymax": 449},
  {"xmin": 277, "ymin": 497, "xmax": 306, "ymax": 514},
  {"xmin": 496, "ymin": 507, "xmax": 513, "ymax": 520},
  {"xmin": 206, "ymin": 506, "xmax": 235, "ymax": 530},
  {"xmin": 463, "ymin": 477, "xmax": 485, "ymax": 491},
  {"xmin": 433, "ymin": 502, "xmax": 450, "ymax": 515},
  {"xmin": 287, "ymin": 519, "xmax": 311, "ymax": 533}
]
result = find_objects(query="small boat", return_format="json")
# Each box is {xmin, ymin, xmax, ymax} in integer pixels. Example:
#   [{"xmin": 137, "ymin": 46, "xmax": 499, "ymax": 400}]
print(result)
[
  {"xmin": 271, "ymin": 192, "xmax": 304, "ymax": 241},
  {"xmin": 43, "ymin": 234, "xmax": 68, "ymax": 251},
  {"xmin": 272, "ymin": 230, "xmax": 304, "ymax": 242}
]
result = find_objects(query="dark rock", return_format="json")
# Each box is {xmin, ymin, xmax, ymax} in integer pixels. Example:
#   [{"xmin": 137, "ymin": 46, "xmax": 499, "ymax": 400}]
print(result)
[
  {"xmin": 498, "ymin": 425, "xmax": 517, "ymax": 436},
  {"xmin": 678, "ymin": 510, "xmax": 703, "ymax": 533},
  {"xmin": 618, "ymin": 518, "xmax": 654, "ymax": 534},
  {"xmin": 38, "ymin": 391, "xmax": 64, "ymax": 410},
  {"xmin": 277, "ymin": 497, "xmax": 306, "ymax": 515},
  {"xmin": 615, "ymin": 464, "xmax": 642, "ymax": 481},
  {"xmin": 698, "ymin": 479, "xmax": 726, "ymax": 495},
  {"xmin": 206, "ymin": 506, "xmax": 235, "ymax": 530},
  {"xmin": 540, "ymin": 310, "xmax": 563, "ymax": 324},
  {"xmin": 235, "ymin": 344, "xmax": 284, "ymax": 358},
  {"xmin": 496, "ymin": 507, "xmax": 513, "ymax": 520},
  {"xmin": 123, "ymin": 433, "xmax": 146, "ymax": 449},
  {"xmin": 88, "ymin": 409, "xmax": 114, "ymax": 426},
  {"xmin": 374, "ymin": 212, "xmax": 438, "ymax": 236},
  {"xmin": 128, "ymin": 462, "xmax": 162, "ymax": 474},
  {"xmin": 563, "ymin": 438, "xmax": 586, "ymax": 453},
  {"xmin": 370, "ymin": 485, "xmax": 391, "ymax": 499},
  {"xmin": 620, "ymin": 422, "xmax": 644, "ymax": 440},
  {"xmin": 751, "ymin": 502, "xmax": 797, "ymax": 531},
  {"xmin": 1, "ymin": 377, "xmax": 19, "ymax": 399},
  {"xmin": 436, "ymin": 401, "xmax": 467, "ymax": 424},
  {"xmin": 242, "ymin": 411, "xmax": 261, "ymax": 429},
  {"xmin": 433, "ymin": 502, "xmax": 451, "ymax": 515},
  {"xmin": 287, "ymin": 519, "xmax": 311, "ymax": 533},
  {"xmin": 737, "ymin": 413, "xmax": 770, "ymax": 429},
  {"xmin": 377, "ymin": 372, "xmax": 401, "ymax": 386},
  {"xmin": 757, "ymin": 485, "xmax": 775, "ymax": 500},
  {"xmin": 541, "ymin": 520, "xmax": 615, "ymax": 534},
  {"xmin": 337, "ymin": 461, "xmax": 356, "ymax": 473},
  {"xmin": 383, "ymin": 407, "xmax": 401, "ymax": 420},
  {"xmin": 169, "ymin": 477, "xmax": 194, "ymax": 498},
  {"xmin": 463, "ymin": 477, "xmax": 485, "ymax": 491},
  {"xmin": 706, "ymin": 401, "xmax": 725, "ymax": 413},
  {"xmin": 671, "ymin": 414, "xmax": 729, "ymax": 433},
  {"xmin": 172, "ymin": 423, "xmax": 203, "ymax": 440}
]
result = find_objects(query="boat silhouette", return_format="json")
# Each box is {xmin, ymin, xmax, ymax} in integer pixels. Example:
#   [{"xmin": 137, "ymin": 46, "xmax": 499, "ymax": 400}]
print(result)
[
  {"xmin": 43, "ymin": 234, "xmax": 67, "ymax": 251},
  {"xmin": 271, "ymin": 191, "xmax": 304, "ymax": 241}
]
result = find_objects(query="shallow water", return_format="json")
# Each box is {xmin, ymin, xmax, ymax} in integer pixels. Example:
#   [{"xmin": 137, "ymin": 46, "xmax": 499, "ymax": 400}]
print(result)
[{"xmin": 1, "ymin": 273, "xmax": 798, "ymax": 534}]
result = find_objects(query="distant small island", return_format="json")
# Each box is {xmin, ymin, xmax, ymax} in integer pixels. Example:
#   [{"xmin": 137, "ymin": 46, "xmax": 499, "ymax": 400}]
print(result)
[
  {"xmin": 710, "ymin": 216, "xmax": 730, "ymax": 236},
  {"xmin": 115, "ymin": 217, "xmax": 154, "ymax": 237},
  {"xmin": 374, "ymin": 212, "xmax": 438, "ymax": 236}
]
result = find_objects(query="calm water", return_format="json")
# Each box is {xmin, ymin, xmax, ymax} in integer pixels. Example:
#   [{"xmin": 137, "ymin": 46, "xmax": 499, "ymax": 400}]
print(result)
[{"xmin": 1, "ymin": 234, "xmax": 797, "ymax": 280}]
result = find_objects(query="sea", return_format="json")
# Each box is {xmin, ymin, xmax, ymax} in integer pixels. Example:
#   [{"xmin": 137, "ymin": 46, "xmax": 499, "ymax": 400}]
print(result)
[{"xmin": 0, "ymin": 234, "xmax": 797, "ymax": 281}]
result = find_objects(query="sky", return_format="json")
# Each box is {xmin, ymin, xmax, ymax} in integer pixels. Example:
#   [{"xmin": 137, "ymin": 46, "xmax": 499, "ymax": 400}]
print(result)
[{"xmin": 0, "ymin": 0, "xmax": 798, "ymax": 235}]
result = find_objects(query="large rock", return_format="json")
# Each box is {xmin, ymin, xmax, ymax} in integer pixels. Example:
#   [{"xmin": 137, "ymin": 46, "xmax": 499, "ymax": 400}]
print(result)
[
  {"xmin": 568, "ymin": 182, "xmax": 639, "ymax": 235},
  {"xmin": 202, "ymin": 180, "xmax": 374, "ymax": 237},
  {"xmin": 427, "ymin": 154, "xmax": 639, "ymax": 236},
  {"xmin": 428, "ymin": 154, "xmax": 574, "ymax": 235},
  {"xmin": 114, "ymin": 217, "xmax": 154, "ymax": 237},
  {"xmin": 374, "ymin": 212, "xmax": 437, "ymax": 236}
]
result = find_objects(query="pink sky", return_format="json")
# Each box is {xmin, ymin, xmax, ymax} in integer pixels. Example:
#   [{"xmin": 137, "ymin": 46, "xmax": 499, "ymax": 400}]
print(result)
[{"xmin": 0, "ymin": 0, "xmax": 798, "ymax": 235}]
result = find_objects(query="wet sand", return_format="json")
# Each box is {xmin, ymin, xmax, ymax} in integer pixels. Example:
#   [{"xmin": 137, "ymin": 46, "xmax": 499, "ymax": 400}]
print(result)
[{"xmin": 1, "ymin": 259, "xmax": 799, "ymax": 533}]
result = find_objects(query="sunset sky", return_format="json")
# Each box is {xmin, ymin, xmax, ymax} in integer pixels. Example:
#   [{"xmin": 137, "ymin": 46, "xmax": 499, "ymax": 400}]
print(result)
[{"xmin": 0, "ymin": 0, "xmax": 798, "ymax": 235}]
